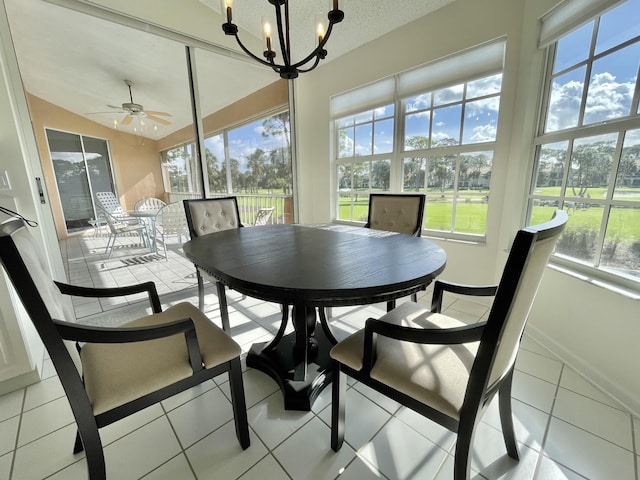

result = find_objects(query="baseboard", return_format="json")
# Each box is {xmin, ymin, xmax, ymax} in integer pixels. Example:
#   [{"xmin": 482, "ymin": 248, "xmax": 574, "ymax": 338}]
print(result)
[
  {"xmin": 0, "ymin": 368, "xmax": 39, "ymax": 396},
  {"xmin": 525, "ymin": 325, "xmax": 640, "ymax": 418}
]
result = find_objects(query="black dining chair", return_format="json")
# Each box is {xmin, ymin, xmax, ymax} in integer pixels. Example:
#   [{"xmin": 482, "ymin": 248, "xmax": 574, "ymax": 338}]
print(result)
[
  {"xmin": 0, "ymin": 218, "xmax": 250, "ymax": 480},
  {"xmin": 366, "ymin": 193, "xmax": 426, "ymax": 310},
  {"xmin": 365, "ymin": 193, "xmax": 426, "ymax": 237},
  {"xmin": 183, "ymin": 197, "xmax": 244, "ymax": 317},
  {"xmin": 330, "ymin": 210, "xmax": 568, "ymax": 480}
]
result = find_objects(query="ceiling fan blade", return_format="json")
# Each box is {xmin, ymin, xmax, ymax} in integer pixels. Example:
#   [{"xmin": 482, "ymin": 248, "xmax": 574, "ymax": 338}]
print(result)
[
  {"xmin": 144, "ymin": 110, "xmax": 172, "ymax": 117},
  {"xmin": 145, "ymin": 114, "xmax": 171, "ymax": 125},
  {"xmin": 121, "ymin": 115, "xmax": 133, "ymax": 126}
]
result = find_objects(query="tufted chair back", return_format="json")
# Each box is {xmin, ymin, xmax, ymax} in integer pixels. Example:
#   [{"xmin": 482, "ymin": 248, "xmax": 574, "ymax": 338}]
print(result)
[
  {"xmin": 365, "ymin": 194, "xmax": 426, "ymax": 237},
  {"xmin": 183, "ymin": 197, "xmax": 243, "ymax": 239}
]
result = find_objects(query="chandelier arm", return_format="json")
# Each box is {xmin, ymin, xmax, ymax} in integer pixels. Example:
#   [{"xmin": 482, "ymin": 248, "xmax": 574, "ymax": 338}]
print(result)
[
  {"xmin": 295, "ymin": 56, "xmax": 321, "ymax": 73},
  {"xmin": 273, "ymin": 2, "xmax": 291, "ymax": 66},
  {"xmin": 288, "ymin": 20, "xmax": 337, "ymax": 70},
  {"xmin": 232, "ymin": 33, "xmax": 278, "ymax": 69}
]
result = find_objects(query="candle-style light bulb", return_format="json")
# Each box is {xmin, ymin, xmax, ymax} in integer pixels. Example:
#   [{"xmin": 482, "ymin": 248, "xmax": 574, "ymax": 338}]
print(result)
[
  {"xmin": 263, "ymin": 19, "xmax": 272, "ymax": 51},
  {"xmin": 221, "ymin": 0, "xmax": 233, "ymax": 22},
  {"xmin": 316, "ymin": 20, "xmax": 325, "ymax": 44}
]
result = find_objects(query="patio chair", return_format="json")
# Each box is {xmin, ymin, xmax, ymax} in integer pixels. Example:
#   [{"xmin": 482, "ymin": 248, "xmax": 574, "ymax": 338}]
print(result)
[
  {"xmin": 97, "ymin": 205, "xmax": 150, "ymax": 259},
  {"xmin": 183, "ymin": 197, "xmax": 244, "ymax": 314},
  {"xmin": 330, "ymin": 210, "xmax": 568, "ymax": 480},
  {"xmin": 96, "ymin": 191, "xmax": 149, "ymax": 258},
  {"xmin": 253, "ymin": 206, "xmax": 275, "ymax": 226},
  {"xmin": 155, "ymin": 201, "xmax": 188, "ymax": 259},
  {"xmin": 134, "ymin": 197, "xmax": 166, "ymax": 212},
  {"xmin": 0, "ymin": 218, "xmax": 250, "ymax": 480}
]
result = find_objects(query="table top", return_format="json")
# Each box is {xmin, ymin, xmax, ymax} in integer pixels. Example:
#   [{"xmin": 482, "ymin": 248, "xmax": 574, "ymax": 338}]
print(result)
[
  {"xmin": 129, "ymin": 210, "xmax": 159, "ymax": 218},
  {"xmin": 183, "ymin": 224, "xmax": 446, "ymax": 307}
]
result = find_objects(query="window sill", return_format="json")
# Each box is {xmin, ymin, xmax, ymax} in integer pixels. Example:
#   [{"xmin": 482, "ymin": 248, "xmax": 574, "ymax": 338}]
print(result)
[{"xmin": 547, "ymin": 262, "xmax": 640, "ymax": 301}]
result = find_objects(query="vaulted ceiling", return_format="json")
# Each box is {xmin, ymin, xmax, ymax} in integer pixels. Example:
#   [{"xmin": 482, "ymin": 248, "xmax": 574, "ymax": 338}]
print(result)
[{"xmin": 5, "ymin": 0, "xmax": 455, "ymax": 139}]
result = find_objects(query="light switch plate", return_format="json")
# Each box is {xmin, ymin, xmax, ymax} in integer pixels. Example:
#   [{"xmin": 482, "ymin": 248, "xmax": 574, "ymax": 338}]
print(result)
[{"xmin": 0, "ymin": 171, "xmax": 11, "ymax": 191}]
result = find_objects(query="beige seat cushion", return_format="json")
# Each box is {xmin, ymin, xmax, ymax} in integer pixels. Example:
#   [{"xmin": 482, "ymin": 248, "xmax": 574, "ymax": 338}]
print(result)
[
  {"xmin": 330, "ymin": 302, "xmax": 478, "ymax": 420},
  {"xmin": 81, "ymin": 302, "xmax": 240, "ymax": 416}
]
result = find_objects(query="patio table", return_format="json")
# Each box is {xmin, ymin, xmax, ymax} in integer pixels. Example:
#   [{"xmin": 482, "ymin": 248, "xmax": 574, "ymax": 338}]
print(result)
[
  {"xmin": 183, "ymin": 223, "xmax": 447, "ymax": 410},
  {"xmin": 129, "ymin": 209, "xmax": 160, "ymax": 253}
]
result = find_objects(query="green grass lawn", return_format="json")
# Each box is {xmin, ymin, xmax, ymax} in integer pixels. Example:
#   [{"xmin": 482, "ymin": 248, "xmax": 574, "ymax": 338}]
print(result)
[{"xmin": 339, "ymin": 195, "xmax": 640, "ymax": 241}]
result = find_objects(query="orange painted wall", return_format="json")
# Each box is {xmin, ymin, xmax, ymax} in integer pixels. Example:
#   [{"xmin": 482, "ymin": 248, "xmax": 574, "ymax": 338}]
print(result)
[
  {"xmin": 157, "ymin": 80, "xmax": 288, "ymax": 151},
  {"xmin": 27, "ymin": 79, "xmax": 288, "ymax": 240},
  {"xmin": 27, "ymin": 94, "xmax": 165, "ymax": 239}
]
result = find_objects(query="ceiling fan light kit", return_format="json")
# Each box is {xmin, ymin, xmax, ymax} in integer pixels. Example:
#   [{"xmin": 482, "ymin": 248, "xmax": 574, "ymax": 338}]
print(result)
[{"xmin": 221, "ymin": 0, "xmax": 344, "ymax": 79}]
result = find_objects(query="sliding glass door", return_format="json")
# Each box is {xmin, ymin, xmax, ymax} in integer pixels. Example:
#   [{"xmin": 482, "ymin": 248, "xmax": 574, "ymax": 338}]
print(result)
[{"xmin": 47, "ymin": 129, "xmax": 115, "ymax": 232}]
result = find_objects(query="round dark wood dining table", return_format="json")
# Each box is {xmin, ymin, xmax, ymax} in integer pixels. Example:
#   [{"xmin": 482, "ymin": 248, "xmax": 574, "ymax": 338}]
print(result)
[{"xmin": 183, "ymin": 223, "xmax": 447, "ymax": 410}]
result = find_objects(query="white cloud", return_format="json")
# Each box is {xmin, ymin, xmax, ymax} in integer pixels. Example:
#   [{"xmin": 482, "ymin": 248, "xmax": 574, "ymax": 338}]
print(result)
[{"xmin": 546, "ymin": 72, "xmax": 635, "ymax": 131}]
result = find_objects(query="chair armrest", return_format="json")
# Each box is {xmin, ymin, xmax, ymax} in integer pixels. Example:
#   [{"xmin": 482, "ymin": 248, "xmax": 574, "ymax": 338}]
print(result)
[
  {"xmin": 362, "ymin": 316, "xmax": 485, "ymax": 372},
  {"xmin": 55, "ymin": 281, "xmax": 162, "ymax": 313},
  {"xmin": 431, "ymin": 280, "xmax": 498, "ymax": 313},
  {"xmin": 54, "ymin": 317, "xmax": 203, "ymax": 372}
]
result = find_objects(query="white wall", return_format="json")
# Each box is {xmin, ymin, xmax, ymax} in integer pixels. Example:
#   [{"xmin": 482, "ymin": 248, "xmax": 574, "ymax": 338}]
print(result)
[{"xmin": 0, "ymin": 0, "xmax": 67, "ymax": 391}]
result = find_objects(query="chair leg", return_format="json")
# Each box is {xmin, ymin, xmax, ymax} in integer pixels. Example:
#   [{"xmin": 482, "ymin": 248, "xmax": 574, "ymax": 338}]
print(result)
[
  {"xmin": 75, "ymin": 422, "xmax": 106, "ymax": 480},
  {"xmin": 453, "ymin": 418, "xmax": 476, "ymax": 480},
  {"xmin": 228, "ymin": 358, "xmax": 250, "ymax": 449},
  {"xmin": 196, "ymin": 269, "xmax": 205, "ymax": 311},
  {"xmin": 331, "ymin": 363, "xmax": 346, "ymax": 451},
  {"xmin": 498, "ymin": 369, "xmax": 520, "ymax": 460},
  {"xmin": 216, "ymin": 281, "xmax": 231, "ymax": 332},
  {"xmin": 73, "ymin": 429, "xmax": 83, "ymax": 453}
]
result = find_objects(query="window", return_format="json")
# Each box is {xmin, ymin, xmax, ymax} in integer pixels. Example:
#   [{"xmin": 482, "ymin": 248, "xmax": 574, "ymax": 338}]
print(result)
[
  {"xmin": 333, "ymin": 40, "xmax": 505, "ymax": 239},
  {"xmin": 161, "ymin": 110, "xmax": 292, "ymax": 198},
  {"xmin": 530, "ymin": 0, "xmax": 640, "ymax": 287}
]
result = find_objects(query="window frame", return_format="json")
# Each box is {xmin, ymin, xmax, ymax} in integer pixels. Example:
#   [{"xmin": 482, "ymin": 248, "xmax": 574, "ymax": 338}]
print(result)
[
  {"xmin": 333, "ymin": 63, "xmax": 504, "ymax": 242},
  {"xmin": 160, "ymin": 107, "xmax": 292, "ymax": 198},
  {"xmin": 528, "ymin": 0, "xmax": 640, "ymax": 292}
]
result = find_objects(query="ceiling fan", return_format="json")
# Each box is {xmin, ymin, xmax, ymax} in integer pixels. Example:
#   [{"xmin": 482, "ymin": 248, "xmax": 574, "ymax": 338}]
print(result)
[{"xmin": 89, "ymin": 79, "xmax": 172, "ymax": 126}]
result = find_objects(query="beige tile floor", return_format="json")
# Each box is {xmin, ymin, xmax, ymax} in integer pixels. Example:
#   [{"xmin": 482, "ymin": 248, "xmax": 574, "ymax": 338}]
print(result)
[{"xmin": 0, "ymin": 230, "xmax": 638, "ymax": 479}]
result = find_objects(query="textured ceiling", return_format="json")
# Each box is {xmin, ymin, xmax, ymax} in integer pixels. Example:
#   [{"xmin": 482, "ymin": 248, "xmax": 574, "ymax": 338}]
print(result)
[{"xmin": 5, "ymin": 0, "xmax": 455, "ymax": 139}]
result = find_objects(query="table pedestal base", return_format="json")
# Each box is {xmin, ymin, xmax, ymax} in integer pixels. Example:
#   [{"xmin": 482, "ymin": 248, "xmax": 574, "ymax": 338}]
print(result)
[{"xmin": 246, "ymin": 327, "xmax": 334, "ymax": 411}]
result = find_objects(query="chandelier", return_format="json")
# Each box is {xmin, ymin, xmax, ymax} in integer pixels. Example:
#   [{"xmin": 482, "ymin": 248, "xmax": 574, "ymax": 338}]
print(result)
[{"xmin": 221, "ymin": 0, "xmax": 344, "ymax": 79}]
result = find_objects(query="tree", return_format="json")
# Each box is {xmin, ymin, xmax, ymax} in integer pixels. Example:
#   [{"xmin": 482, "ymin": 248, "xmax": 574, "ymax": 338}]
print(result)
[{"xmin": 568, "ymin": 140, "xmax": 614, "ymax": 196}]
